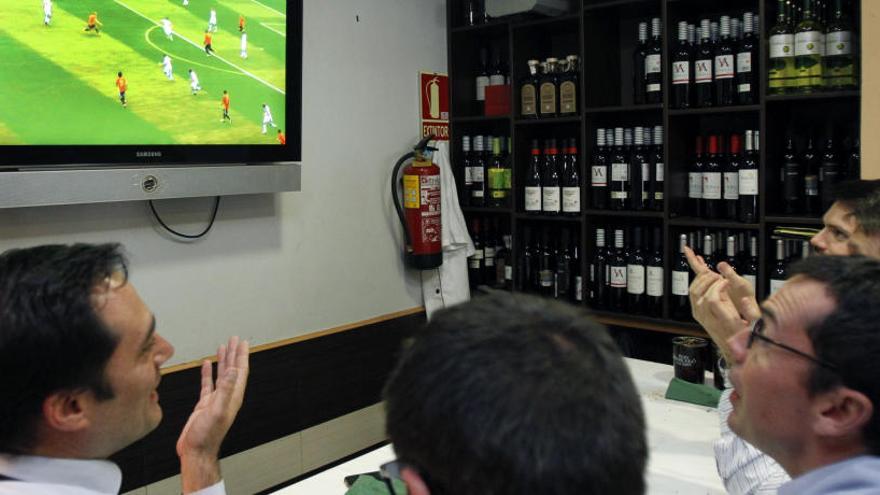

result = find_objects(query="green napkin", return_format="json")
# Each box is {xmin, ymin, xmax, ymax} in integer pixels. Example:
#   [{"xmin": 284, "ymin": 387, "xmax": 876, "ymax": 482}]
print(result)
[
  {"xmin": 345, "ymin": 474, "xmax": 407, "ymax": 495},
  {"xmin": 664, "ymin": 377, "xmax": 722, "ymax": 408}
]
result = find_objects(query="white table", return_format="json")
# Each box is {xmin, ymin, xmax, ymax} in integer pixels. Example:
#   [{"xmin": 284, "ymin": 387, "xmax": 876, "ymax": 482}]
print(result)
[{"xmin": 275, "ymin": 358, "xmax": 725, "ymax": 494}]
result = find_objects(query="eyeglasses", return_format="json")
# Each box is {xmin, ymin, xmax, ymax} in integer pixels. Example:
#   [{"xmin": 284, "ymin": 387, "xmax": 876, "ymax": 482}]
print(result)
[{"xmin": 747, "ymin": 318, "xmax": 838, "ymax": 371}]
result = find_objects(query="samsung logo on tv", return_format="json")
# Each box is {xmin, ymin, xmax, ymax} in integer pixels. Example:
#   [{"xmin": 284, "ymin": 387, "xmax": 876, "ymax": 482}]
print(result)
[{"xmin": 136, "ymin": 151, "xmax": 162, "ymax": 158}]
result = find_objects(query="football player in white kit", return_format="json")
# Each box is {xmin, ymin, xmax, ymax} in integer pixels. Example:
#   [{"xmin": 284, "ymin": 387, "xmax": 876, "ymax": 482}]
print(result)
[
  {"xmin": 261, "ymin": 104, "xmax": 276, "ymax": 134},
  {"xmin": 240, "ymin": 32, "xmax": 248, "ymax": 59},
  {"xmin": 189, "ymin": 69, "xmax": 202, "ymax": 95},
  {"xmin": 160, "ymin": 55, "xmax": 173, "ymax": 80},
  {"xmin": 43, "ymin": 0, "xmax": 52, "ymax": 26},
  {"xmin": 207, "ymin": 9, "xmax": 218, "ymax": 32},
  {"xmin": 161, "ymin": 17, "xmax": 173, "ymax": 40}
]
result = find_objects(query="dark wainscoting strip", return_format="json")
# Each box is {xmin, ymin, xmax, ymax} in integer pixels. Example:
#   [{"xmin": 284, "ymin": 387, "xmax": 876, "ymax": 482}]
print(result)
[{"xmin": 111, "ymin": 310, "xmax": 424, "ymax": 492}]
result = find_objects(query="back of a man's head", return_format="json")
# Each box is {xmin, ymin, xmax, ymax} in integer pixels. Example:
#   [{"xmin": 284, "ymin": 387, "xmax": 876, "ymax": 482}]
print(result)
[
  {"xmin": 384, "ymin": 293, "xmax": 646, "ymax": 495},
  {"xmin": 789, "ymin": 255, "xmax": 880, "ymax": 455},
  {"xmin": 0, "ymin": 243, "xmax": 126, "ymax": 453},
  {"xmin": 833, "ymin": 179, "xmax": 880, "ymax": 237}
]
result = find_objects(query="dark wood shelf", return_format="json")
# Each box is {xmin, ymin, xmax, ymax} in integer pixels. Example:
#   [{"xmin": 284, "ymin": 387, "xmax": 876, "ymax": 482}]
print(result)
[
  {"xmin": 585, "ymin": 103, "xmax": 663, "ymax": 114},
  {"xmin": 668, "ymin": 105, "xmax": 761, "ymax": 116},
  {"xmin": 765, "ymin": 90, "xmax": 860, "ymax": 103},
  {"xmin": 514, "ymin": 116, "xmax": 581, "ymax": 125},
  {"xmin": 516, "ymin": 212, "xmax": 583, "ymax": 222},
  {"xmin": 451, "ymin": 115, "xmax": 511, "ymax": 123},
  {"xmin": 591, "ymin": 310, "xmax": 706, "ymax": 337},
  {"xmin": 668, "ymin": 217, "xmax": 760, "ymax": 229},
  {"xmin": 511, "ymin": 12, "xmax": 581, "ymax": 29},
  {"xmin": 584, "ymin": 209, "xmax": 664, "ymax": 218},
  {"xmin": 462, "ymin": 205, "xmax": 514, "ymax": 214},
  {"xmin": 764, "ymin": 215, "xmax": 824, "ymax": 225}
]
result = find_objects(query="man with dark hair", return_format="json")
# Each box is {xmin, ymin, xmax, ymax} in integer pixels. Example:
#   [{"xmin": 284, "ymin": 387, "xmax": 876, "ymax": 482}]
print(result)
[
  {"xmin": 686, "ymin": 179, "xmax": 880, "ymax": 494},
  {"xmin": 727, "ymin": 255, "xmax": 880, "ymax": 493},
  {"xmin": 0, "ymin": 244, "xmax": 249, "ymax": 494},
  {"xmin": 383, "ymin": 293, "xmax": 647, "ymax": 495}
]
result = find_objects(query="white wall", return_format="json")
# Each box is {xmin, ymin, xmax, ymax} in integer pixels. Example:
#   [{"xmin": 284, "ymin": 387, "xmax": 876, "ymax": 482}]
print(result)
[{"xmin": 0, "ymin": 0, "xmax": 447, "ymax": 365}]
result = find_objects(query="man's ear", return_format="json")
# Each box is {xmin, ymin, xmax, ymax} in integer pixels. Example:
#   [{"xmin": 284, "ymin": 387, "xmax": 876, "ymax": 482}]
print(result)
[
  {"xmin": 42, "ymin": 390, "xmax": 91, "ymax": 433},
  {"xmin": 813, "ymin": 387, "xmax": 874, "ymax": 440},
  {"xmin": 401, "ymin": 466, "xmax": 431, "ymax": 495}
]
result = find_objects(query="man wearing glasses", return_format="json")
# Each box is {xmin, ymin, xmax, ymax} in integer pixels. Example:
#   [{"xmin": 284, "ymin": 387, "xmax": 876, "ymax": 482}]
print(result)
[
  {"xmin": 381, "ymin": 293, "xmax": 647, "ymax": 495},
  {"xmin": 684, "ymin": 179, "xmax": 880, "ymax": 494},
  {"xmin": 725, "ymin": 256, "xmax": 880, "ymax": 493}
]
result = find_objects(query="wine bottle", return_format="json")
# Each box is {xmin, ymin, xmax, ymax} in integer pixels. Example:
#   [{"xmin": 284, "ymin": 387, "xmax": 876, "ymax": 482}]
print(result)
[
  {"xmin": 589, "ymin": 228, "xmax": 609, "ymax": 309},
  {"xmin": 650, "ymin": 125, "xmax": 664, "ymax": 211},
  {"xmin": 819, "ymin": 136, "xmax": 841, "ymax": 211},
  {"xmin": 646, "ymin": 226, "xmax": 664, "ymax": 317},
  {"xmin": 496, "ymin": 232, "xmax": 513, "ymax": 290},
  {"xmin": 847, "ymin": 137, "xmax": 860, "ymax": 179},
  {"xmin": 782, "ymin": 135, "xmax": 802, "ymax": 214},
  {"xmin": 555, "ymin": 228, "xmax": 572, "ymax": 299},
  {"xmin": 724, "ymin": 133, "xmax": 741, "ymax": 220},
  {"xmin": 703, "ymin": 135, "xmax": 723, "ymax": 219},
  {"xmin": 695, "ymin": 20, "xmax": 714, "ymax": 107},
  {"xmin": 724, "ymin": 235, "xmax": 738, "ymax": 272},
  {"xmin": 573, "ymin": 241, "xmax": 583, "ymax": 303},
  {"xmin": 610, "ymin": 128, "xmax": 629, "ymax": 210},
  {"xmin": 742, "ymin": 235, "xmax": 758, "ymax": 289},
  {"xmin": 542, "ymin": 139, "xmax": 561, "ymax": 215},
  {"xmin": 471, "ymin": 135, "xmax": 486, "ymax": 206},
  {"xmin": 483, "ymin": 218, "xmax": 496, "ymax": 284},
  {"xmin": 461, "ymin": 136, "xmax": 473, "ymax": 206},
  {"xmin": 645, "ymin": 18, "xmax": 663, "ymax": 104},
  {"xmin": 463, "ymin": 0, "xmax": 481, "ymax": 26},
  {"xmin": 770, "ymin": 239, "xmax": 788, "ymax": 295},
  {"xmin": 562, "ymin": 138, "xmax": 581, "ymax": 216},
  {"xmin": 468, "ymin": 217, "xmax": 484, "ymax": 288},
  {"xmin": 490, "ymin": 50, "xmax": 506, "ymax": 87},
  {"xmin": 671, "ymin": 233, "xmax": 691, "ymax": 319},
  {"xmin": 803, "ymin": 136, "xmax": 821, "ymax": 215},
  {"xmin": 824, "ymin": 0, "xmax": 856, "ymax": 89},
  {"xmin": 521, "ymin": 225, "xmax": 536, "ymax": 291},
  {"xmin": 737, "ymin": 12, "xmax": 759, "ymax": 104},
  {"xmin": 769, "ymin": 0, "xmax": 796, "ymax": 94},
  {"xmin": 539, "ymin": 227, "xmax": 555, "ymax": 296},
  {"xmin": 476, "ymin": 47, "xmax": 490, "ymax": 111},
  {"xmin": 672, "ymin": 21, "xmax": 692, "ymax": 109},
  {"xmin": 794, "ymin": 0, "xmax": 824, "ymax": 93},
  {"xmin": 539, "ymin": 58, "xmax": 559, "ymax": 117},
  {"xmin": 702, "ymin": 233, "xmax": 717, "ymax": 272},
  {"xmin": 488, "ymin": 137, "xmax": 510, "ymax": 207},
  {"xmin": 714, "ymin": 16, "xmax": 736, "ymax": 106},
  {"xmin": 627, "ymin": 226, "xmax": 647, "ymax": 314},
  {"xmin": 689, "ymin": 136, "xmax": 705, "ymax": 218},
  {"xmin": 559, "ymin": 55, "xmax": 579, "ymax": 115},
  {"xmin": 609, "ymin": 228, "xmax": 627, "ymax": 311},
  {"xmin": 520, "ymin": 59, "xmax": 540, "ymax": 119},
  {"xmin": 524, "ymin": 139, "xmax": 542, "ymax": 213},
  {"xmin": 633, "ymin": 22, "xmax": 648, "ymax": 105},
  {"xmin": 591, "ymin": 128, "xmax": 609, "ymax": 209},
  {"xmin": 630, "ymin": 127, "xmax": 648, "ymax": 211},
  {"xmin": 739, "ymin": 130, "xmax": 759, "ymax": 223}
]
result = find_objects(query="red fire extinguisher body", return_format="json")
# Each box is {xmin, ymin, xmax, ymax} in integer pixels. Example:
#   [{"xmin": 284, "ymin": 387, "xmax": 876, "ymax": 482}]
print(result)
[{"xmin": 402, "ymin": 157, "xmax": 443, "ymax": 269}]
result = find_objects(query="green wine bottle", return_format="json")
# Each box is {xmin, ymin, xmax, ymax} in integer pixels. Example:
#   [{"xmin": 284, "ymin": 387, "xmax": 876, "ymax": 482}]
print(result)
[
  {"xmin": 823, "ymin": 0, "xmax": 856, "ymax": 89},
  {"xmin": 794, "ymin": 0, "xmax": 824, "ymax": 93},
  {"xmin": 769, "ymin": 0, "xmax": 796, "ymax": 94}
]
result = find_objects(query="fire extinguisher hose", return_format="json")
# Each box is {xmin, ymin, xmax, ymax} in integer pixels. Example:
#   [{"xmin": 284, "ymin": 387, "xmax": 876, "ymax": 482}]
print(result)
[{"xmin": 392, "ymin": 151, "xmax": 416, "ymax": 248}]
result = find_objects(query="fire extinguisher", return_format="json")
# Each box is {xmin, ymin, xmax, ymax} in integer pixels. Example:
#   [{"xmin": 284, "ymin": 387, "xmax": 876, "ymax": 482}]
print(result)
[{"xmin": 392, "ymin": 135, "xmax": 442, "ymax": 269}]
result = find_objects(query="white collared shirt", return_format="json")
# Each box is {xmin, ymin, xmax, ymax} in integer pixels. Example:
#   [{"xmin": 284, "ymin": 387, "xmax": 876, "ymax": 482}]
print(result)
[{"xmin": 0, "ymin": 454, "xmax": 225, "ymax": 495}]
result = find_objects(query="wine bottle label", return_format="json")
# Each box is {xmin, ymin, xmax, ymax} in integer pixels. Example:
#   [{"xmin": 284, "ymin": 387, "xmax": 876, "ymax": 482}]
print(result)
[
  {"xmin": 488, "ymin": 168, "xmax": 507, "ymax": 193},
  {"xmin": 738, "ymin": 83, "xmax": 752, "ymax": 93},
  {"xmin": 723, "ymin": 172, "xmax": 739, "ymax": 199},
  {"xmin": 770, "ymin": 278, "xmax": 786, "ymax": 295},
  {"xmin": 695, "ymin": 59, "xmax": 713, "ymax": 83},
  {"xmin": 805, "ymin": 174, "xmax": 819, "ymax": 196},
  {"xmin": 489, "ymin": 74, "xmax": 505, "ymax": 86},
  {"xmin": 539, "ymin": 82, "xmax": 556, "ymax": 114},
  {"xmin": 737, "ymin": 52, "xmax": 752, "ymax": 73},
  {"xmin": 521, "ymin": 84, "xmax": 537, "ymax": 116},
  {"xmin": 715, "ymin": 55, "xmax": 735, "ymax": 79},
  {"xmin": 702, "ymin": 172, "xmax": 722, "ymax": 199},
  {"xmin": 743, "ymin": 274, "xmax": 756, "ymax": 289},
  {"xmin": 472, "ymin": 166, "xmax": 484, "ymax": 181},
  {"xmin": 642, "ymin": 163, "xmax": 650, "ymax": 201},
  {"xmin": 560, "ymin": 81, "xmax": 577, "ymax": 113},
  {"xmin": 647, "ymin": 266, "xmax": 664, "ymax": 297},
  {"xmin": 540, "ymin": 269, "xmax": 554, "ymax": 287},
  {"xmin": 562, "ymin": 187, "xmax": 581, "ymax": 212},
  {"xmin": 502, "ymin": 169, "xmax": 512, "ymax": 189},
  {"xmin": 610, "ymin": 265, "xmax": 627, "ymax": 288},
  {"xmin": 645, "ymin": 54, "xmax": 662, "ymax": 74},
  {"xmin": 770, "ymin": 34, "xmax": 794, "ymax": 58},
  {"xmin": 476, "ymin": 76, "xmax": 490, "ymax": 101},
  {"xmin": 575, "ymin": 275, "xmax": 583, "ymax": 301},
  {"xmin": 504, "ymin": 265, "xmax": 513, "ymax": 281},
  {"xmin": 795, "ymin": 31, "xmax": 824, "ymax": 56},
  {"xmin": 672, "ymin": 270, "xmax": 689, "ymax": 295},
  {"xmin": 655, "ymin": 192, "xmax": 664, "ymax": 200},
  {"xmin": 472, "ymin": 190, "xmax": 484, "ymax": 198},
  {"xmin": 738, "ymin": 169, "xmax": 758, "ymax": 195},
  {"xmin": 688, "ymin": 172, "xmax": 703, "ymax": 198},
  {"xmin": 826, "ymin": 31, "xmax": 852, "ymax": 56},
  {"xmin": 591, "ymin": 165, "xmax": 607, "ymax": 187},
  {"xmin": 611, "ymin": 162, "xmax": 629, "ymax": 181},
  {"xmin": 672, "ymin": 61, "xmax": 690, "ymax": 84},
  {"xmin": 484, "ymin": 247, "xmax": 495, "ymax": 266},
  {"xmin": 656, "ymin": 163, "xmax": 664, "ymax": 182},
  {"xmin": 542, "ymin": 187, "xmax": 561, "ymax": 212},
  {"xmin": 524, "ymin": 186, "xmax": 541, "ymax": 211},
  {"xmin": 464, "ymin": 166, "xmax": 473, "ymax": 184},
  {"xmin": 627, "ymin": 265, "xmax": 645, "ymax": 295},
  {"xmin": 610, "ymin": 191, "xmax": 629, "ymax": 200},
  {"xmin": 784, "ymin": 165, "xmax": 801, "ymax": 200},
  {"xmin": 647, "ymin": 83, "xmax": 661, "ymax": 93},
  {"xmin": 469, "ymin": 258, "xmax": 480, "ymax": 269}
]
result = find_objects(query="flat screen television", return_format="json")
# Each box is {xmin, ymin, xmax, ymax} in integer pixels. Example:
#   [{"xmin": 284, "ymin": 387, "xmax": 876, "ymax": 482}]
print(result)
[{"xmin": 0, "ymin": 0, "xmax": 301, "ymax": 167}]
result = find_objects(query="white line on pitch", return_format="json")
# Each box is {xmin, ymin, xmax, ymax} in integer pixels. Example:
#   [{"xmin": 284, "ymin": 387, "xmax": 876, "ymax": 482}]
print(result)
[
  {"xmin": 247, "ymin": 0, "xmax": 286, "ymax": 17},
  {"xmin": 260, "ymin": 22, "xmax": 286, "ymax": 37},
  {"xmin": 112, "ymin": 0, "xmax": 285, "ymax": 95}
]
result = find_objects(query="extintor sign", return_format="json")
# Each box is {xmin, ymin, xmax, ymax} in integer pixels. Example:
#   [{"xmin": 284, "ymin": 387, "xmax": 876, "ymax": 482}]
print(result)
[{"xmin": 419, "ymin": 72, "xmax": 449, "ymax": 141}]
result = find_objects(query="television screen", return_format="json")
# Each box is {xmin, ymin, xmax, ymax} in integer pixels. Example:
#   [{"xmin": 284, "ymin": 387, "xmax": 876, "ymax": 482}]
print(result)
[{"xmin": 0, "ymin": 0, "xmax": 300, "ymax": 165}]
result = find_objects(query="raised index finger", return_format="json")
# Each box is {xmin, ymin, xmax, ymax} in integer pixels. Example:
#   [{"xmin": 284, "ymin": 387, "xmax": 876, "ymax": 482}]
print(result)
[{"xmin": 684, "ymin": 246, "xmax": 711, "ymax": 275}]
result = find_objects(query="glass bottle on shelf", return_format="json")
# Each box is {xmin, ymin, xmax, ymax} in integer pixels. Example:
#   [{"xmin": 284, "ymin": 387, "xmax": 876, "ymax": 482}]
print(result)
[
  {"xmin": 645, "ymin": 18, "xmax": 663, "ymax": 104},
  {"xmin": 689, "ymin": 135, "xmax": 705, "ymax": 218},
  {"xmin": 476, "ymin": 47, "xmax": 490, "ymax": 111},
  {"xmin": 633, "ymin": 22, "xmax": 648, "ymax": 105},
  {"xmin": 742, "ymin": 235, "xmax": 758, "ymax": 289},
  {"xmin": 524, "ymin": 139, "xmax": 542, "ymax": 214},
  {"xmin": 591, "ymin": 128, "xmax": 609, "ymax": 210},
  {"xmin": 609, "ymin": 229, "xmax": 627, "ymax": 311},
  {"xmin": 739, "ymin": 130, "xmax": 759, "ymax": 223},
  {"xmin": 471, "ymin": 135, "xmax": 486, "ymax": 206},
  {"xmin": 555, "ymin": 228, "xmax": 572, "ymax": 300},
  {"xmin": 559, "ymin": 55, "xmax": 579, "ymax": 116},
  {"xmin": 724, "ymin": 133, "xmax": 741, "ymax": 220},
  {"xmin": 520, "ymin": 60, "xmax": 540, "ymax": 119},
  {"xmin": 770, "ymin": 239, "xmax": 788, "ymax": 295},
  {"xmin": 487, "ymin": 137, "xmax": 510, "ymax": 207},
  {"xmin": 671, "ymin": 233, "xmax": 691, "ymax": 320},
  {"xmin": 610, "ymin": 128, "xmax": 629, "ymax": 210},
  {"xmin": 468, "ymin": 217, "xmax": 483, "ymax": 288},
  {"xmin": 650, "ymin": 125, "xmax": 664, "ymax": 211},
  {"xmin": 803, "ymin": 136, "xmax": 821, "ymax": 215},
  {"xmin": 539, "ymin": 58, "xmax": 559, "ymax": 118},
  {"xmin": 542, "ymin": 139, "xmax": 561, "ymax": 215},
  {"xmin": 695, "ymin": 20, "xmax": 714, "ymax": 107},
  {"xmin": 626, "ymin": 226, "xmax": 646, "ymax": 314},
  {"xmin": 769, "ymin": 0, "xmax": 796, "ymax": 94},
  {"xmin": 794, "ymin": 0, "xmax": 824, "ymax": 93},
  {"xmin": 562, "ymin": 138, "xmax": 581, "ymax": 216},
  {"xmin": 539, "ymin": 227, "xmax": 555, "ymax": 296},
  {"xmin": 671, "ymin": 21, "xmax": 692, "ymax": 109},
  {"xmin": 782, "ymin": 134, "xmax": 802, "ymax": 214},
  {"xmin": 819, "ymin": 136, "xmax": 841, "ymax": 211},
  {"xmin": 737, "ymin": 12, "xmax": 759, "ymax": 104},
  {"xmin": 702, "ymin": 135, "xmax": 723, "ymax": 219},
  {"xmin": 589, "ymin": 228, "xmax": 608, "ymax": 309},
  {"xmin": 483, "ymin": 218, "xmax": 496, "ymax": 284},
  {"xmin": 629, "ymin": 127, "xmax": 648, "ymax": 211},
  {"xmin": 646, "ymin": 226, "xmax": 664, "ymax": 317},
  {"xmin": 714, "ymin": 16, "xmax": 736, "ymax": 106},
  {"xmin": 824, "ymin": 0, "xmax": 856, "ymax": 89},
  {"xmin": 461, "ymin": 136, "xmax": 473, "ymax": 207}
]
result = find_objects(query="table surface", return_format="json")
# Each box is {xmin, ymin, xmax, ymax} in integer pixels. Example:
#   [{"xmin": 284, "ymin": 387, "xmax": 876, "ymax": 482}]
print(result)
[{"xmin": 274, "ymin": 358, "xmax": 725, "ymax": 494}]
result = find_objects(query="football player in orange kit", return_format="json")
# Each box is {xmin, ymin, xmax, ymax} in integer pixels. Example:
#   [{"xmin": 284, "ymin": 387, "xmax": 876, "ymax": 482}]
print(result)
[{"xmin": 116, "ymin": 71, "xmax": 127, "ymax": 108}]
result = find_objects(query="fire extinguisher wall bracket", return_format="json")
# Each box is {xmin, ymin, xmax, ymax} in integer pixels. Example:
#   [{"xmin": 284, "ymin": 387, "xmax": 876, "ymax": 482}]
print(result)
[{"xmin": 392, "ymin": 136, "xmax": 443, "ymax": 270}]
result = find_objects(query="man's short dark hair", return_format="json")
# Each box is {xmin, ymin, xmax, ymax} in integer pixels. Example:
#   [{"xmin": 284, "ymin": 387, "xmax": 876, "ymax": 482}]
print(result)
[
  {"xmin": 789, "ymin": 255, "xmax": 880, "ymax": 455},
  {"xmin": 0, "ymin": 244, "xmax": 127, "ymax": 453},
  {"xmin": 832, "ymin": 179, "xmax": 880, "ymax": 237},
  {"xmin": 383, "ymin": 293, "xmax": 647, "ymax": 495}
]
